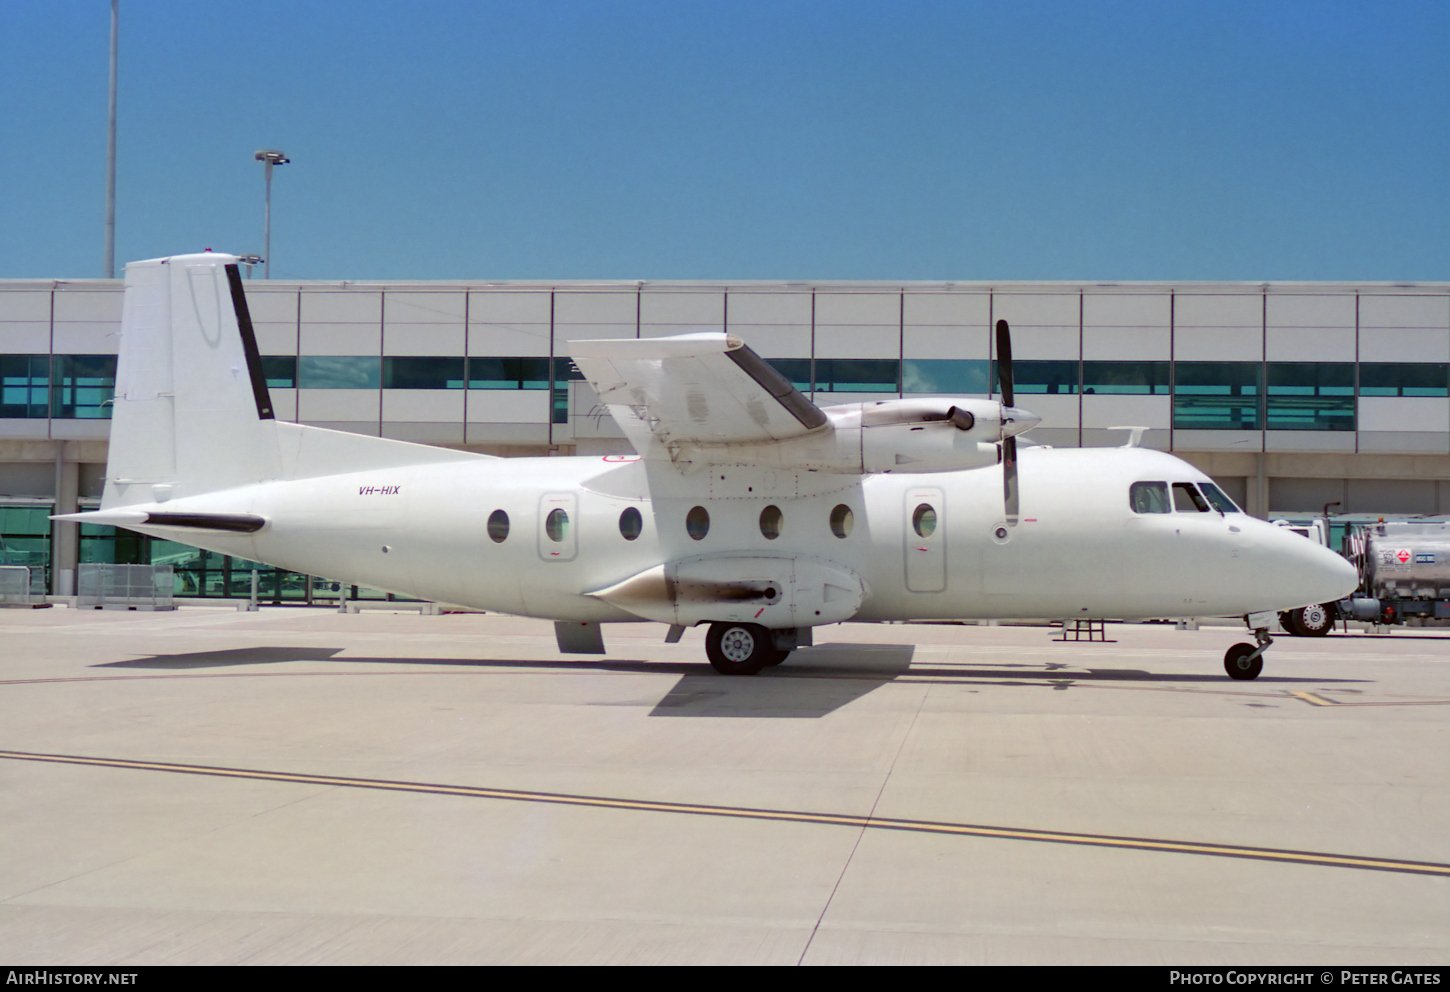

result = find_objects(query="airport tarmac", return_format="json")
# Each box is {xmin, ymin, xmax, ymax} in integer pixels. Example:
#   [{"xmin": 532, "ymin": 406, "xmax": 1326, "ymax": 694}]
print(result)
[{"xmin": 1, "ymin": 606, "xmax": 1447, "ymax": 965}]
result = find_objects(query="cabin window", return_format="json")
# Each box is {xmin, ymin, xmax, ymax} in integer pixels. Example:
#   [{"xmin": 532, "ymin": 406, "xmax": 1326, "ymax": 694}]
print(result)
[
  {"xmin": 1130, "ymin": 481, "xmax": 1171, "ymax": 514},
  {"xmin": 487, "ymin": 509, "xmax": 509, "ymax": 543},
  {"xmin": 686, "ymin": 506, "xmax": 710, "ymax": 541},
  {"xmin": 830, "ymin": 504, "xmax": 854, "ymax": 538},
  {"xmin": 619, "ymin": 507, "xmax": 642, "ymax": 541},
  {"xmin": 1198, "ymin": 482, "xmax": 1242, "ymax": 513},
  {"xmin": 1172, "ymin": 483, "xmax": 1210, "ymax": 513},
  {"xmin": 912, "ymin": 503, "xmax": 937, "ymax": 538},
  {"xmin": 545, "ymin": 508, "xmax": 569, "ymax": 542},
  {"xmin": 759, "ymin": 505, "xmax": 783, "ymax": 540}
]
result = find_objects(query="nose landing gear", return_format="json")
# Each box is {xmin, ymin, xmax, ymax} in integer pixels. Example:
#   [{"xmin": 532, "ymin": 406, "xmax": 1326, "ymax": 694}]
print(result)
[{"xmin": 1224, "ymin": 623, "xmax": 1274, "ymax": 680}]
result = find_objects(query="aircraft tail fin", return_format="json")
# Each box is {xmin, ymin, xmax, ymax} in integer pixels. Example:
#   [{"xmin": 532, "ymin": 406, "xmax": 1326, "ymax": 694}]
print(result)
[
  {"xmin": 103, "ymin": 254, "xmax": 283, "ymax": 508},
  {"xmin": 103, "ymin": 253, "xmax": 483, "ymax": 509}
]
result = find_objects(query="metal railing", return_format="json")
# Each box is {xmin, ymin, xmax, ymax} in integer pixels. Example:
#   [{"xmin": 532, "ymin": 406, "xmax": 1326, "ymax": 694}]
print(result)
[
  {"xmin": 77, "ymin": 564, "xmax": 175, "ymax": 610},
  {"xmin": 0, "ymin": 566, "xmax": 32, "ymax": 607}
]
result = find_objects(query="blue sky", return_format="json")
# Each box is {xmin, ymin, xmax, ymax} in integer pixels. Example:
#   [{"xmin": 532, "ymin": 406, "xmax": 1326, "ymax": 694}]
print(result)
[{"xmin": 2, "ymin": 0, "xmax": 1447, "ymax": 281}]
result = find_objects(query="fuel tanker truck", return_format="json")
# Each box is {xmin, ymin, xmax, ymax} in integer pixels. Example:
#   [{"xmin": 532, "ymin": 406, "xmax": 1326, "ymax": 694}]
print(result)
[{"xmin": 1281, "ymin": 520, "xmax": 1450, "ymax": 635}]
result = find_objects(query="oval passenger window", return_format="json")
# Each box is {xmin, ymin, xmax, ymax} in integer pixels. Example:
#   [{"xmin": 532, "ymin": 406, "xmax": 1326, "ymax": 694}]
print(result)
[
  {"xmin": 619, "ymin": 506, "xmax": 642, "ymax": 541},
  {"xmin": 545, "ymin": 508, "xmax": 569, "ymax": 542},
  {"xmin": 759, "ymin": 505, "xmax": 782, "ymax": 540},
  {"xmin": 912, "ymin": 503, "xmax": 937, "ymax": 538},
  {"xmin": 830, "ymin": 504, "xmax": 854, "ymax": 538},
  {"xmin": 487, "ymin": 509, "xmax": 509, "ymax": 543},
  {"xmin": 686, "ymin": 505, "xmax": 710, "ymax": 541}
]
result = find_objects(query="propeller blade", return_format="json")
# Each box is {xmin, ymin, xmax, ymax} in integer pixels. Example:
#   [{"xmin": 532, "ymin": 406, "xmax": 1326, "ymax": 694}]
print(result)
[
  {"xmin": 1003, "ymin": 434, "xmax": 1019, "ymax": 523},
  {"xmin": 995, "ymin": 319, "xmax": 1014, "ymax": 409},
  {"xmin": 996, "ymin": 318, "xmax": 1020, "ymax": 524}
]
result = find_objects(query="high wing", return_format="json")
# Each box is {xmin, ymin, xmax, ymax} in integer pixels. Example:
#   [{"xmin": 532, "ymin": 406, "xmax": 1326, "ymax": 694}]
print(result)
[{"xmin": 569, "ymin": 332, "xmax": 828, "ymax": 456}]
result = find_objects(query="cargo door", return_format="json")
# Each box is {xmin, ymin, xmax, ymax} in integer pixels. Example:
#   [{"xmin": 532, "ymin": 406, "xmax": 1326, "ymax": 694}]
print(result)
[
  {"xmin": 904, "ymin": 486, "xmax": 946, "ymax": 593},
  {"xmin": 538, "ymin": 492, "xmax": 578, "ymax": 562}
]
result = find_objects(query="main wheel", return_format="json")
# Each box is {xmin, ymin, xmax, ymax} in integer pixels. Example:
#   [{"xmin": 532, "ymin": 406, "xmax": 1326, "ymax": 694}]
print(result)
[
  {"xmin": 1279, "ymin": 610, "xmax": 1303, "ymax": 636},
  {"xmin": 1224, "ymin": 642, "xmax": 1263, "ymax": 680},
  {"xmin": 706, "ymin": 622, "xmax": 772, "ymax": 675},
  {"xmin": 763, "ymin": 646, "xmax": 791, "ymax": 667},
  {"xmin": 1288, "ymin": 603, "xmax": 1334, "ymax": 637}
]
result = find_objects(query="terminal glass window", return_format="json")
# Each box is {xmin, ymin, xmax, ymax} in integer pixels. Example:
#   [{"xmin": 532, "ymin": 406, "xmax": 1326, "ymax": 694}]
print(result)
[
  {"xmin": 1172, "ymin": 362, "xmax": 1260, "ymax": 430},
  {"xmin": 902, "ymin": 359, "xmax": 990, "ymax": 395},
  {"xmin": 260, "ymin": 356, "xmax": 297, "ymax": 388},
  {"xmin": 1359, "ymin": 363, "xmax": 1450, "ymax": 397},
  {"xmin": 468, "ymin": 357, "xmax": 550, "ymax": 389},
  {"xmin": 764, "ymin": 359, "xmax": 812, "ymax": 392},
  {"xmin": 382, "ymin": 357, "xmax": 465, "ymax": 389},
  {"xmin": 0, "ymin": 356, "xmax": 50, "ymax": 418},
  {"xmin": 51, "ymin": 355, "xmax": 116, "ymax": 419},
  {"xmin": 298, "ymin": 356, "xmax": 381, "ymax": 389},
  {"xmin": 1082, "ymin": 361, "xmax": 1170, "ymax": 395},
  {"xmin": 814, "ymin": 359, "xmax": 899, "ymax": 393},
  {"xmin": 1265, "ymin": 363, "xmax": 1355, "ymax": 431},
  {"xmin": 994, "ymin": 360, "xmax": 1080, "ymax": 395},
  {"xmin": 0, "ymin": 505, "xmax": 52, "ymax": 592}
]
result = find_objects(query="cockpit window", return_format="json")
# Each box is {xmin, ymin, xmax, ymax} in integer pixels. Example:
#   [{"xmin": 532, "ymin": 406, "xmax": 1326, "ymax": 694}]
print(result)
[
  {"xmin": 1130, "ymin": 481, "xmax": 1171, "ymax": 514},
  {"xmin": 1172, "ymin": 482, "xmax": 1210, "ymax": 512},
  {"xmin": 1198, "ymin": 482, "xmax": 1242, "ymax": 513}
]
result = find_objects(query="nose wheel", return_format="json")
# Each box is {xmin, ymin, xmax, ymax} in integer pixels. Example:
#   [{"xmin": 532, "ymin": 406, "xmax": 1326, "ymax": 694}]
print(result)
[{"xmin": 1224, "ymin": 626, "xmax": 1273, "ymax": 680}]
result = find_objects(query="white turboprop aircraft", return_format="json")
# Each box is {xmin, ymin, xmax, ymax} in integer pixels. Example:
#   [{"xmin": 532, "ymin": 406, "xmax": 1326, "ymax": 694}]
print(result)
[{"xmin": 58, "ymin": 254, "xmax": 1358, "ymax": 680}]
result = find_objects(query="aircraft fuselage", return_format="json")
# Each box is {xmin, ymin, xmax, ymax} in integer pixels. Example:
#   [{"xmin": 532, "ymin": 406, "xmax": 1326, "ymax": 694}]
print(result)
[{"xmin": 123, "ymin": 444, "xmax": 1356, "ymax": 625}]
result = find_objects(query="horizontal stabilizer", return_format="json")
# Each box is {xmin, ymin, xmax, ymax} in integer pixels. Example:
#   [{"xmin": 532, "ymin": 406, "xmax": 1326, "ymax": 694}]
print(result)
[{"xmin": 52, "ymin": 509, "xmax": 267, "ymax": 533}]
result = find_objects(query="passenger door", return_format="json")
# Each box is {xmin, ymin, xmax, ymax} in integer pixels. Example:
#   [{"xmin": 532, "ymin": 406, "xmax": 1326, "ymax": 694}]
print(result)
[
  {"xmin": 537, "ymin": 492, "xmax": 578, "ymax": 562},
  {"xmin": 904, "ymin": 486, "xmax": 946, "ymax": 593}
]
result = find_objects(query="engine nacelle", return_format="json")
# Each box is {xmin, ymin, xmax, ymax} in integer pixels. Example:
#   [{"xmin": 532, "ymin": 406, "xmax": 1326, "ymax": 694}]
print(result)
[{"xmin": 666, "ymin": 397, "xmax": 1036, "ymax": 474}]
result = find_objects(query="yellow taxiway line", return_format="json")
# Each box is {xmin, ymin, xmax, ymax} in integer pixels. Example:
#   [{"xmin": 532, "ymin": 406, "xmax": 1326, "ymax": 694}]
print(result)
[{"xmin": 2, "ymin": 747, "xmax": 1448, "ymax": 878}]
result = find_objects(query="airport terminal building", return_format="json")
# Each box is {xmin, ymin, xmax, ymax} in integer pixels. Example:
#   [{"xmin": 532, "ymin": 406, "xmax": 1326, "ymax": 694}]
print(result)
[{"xmin": 2, "ymin": 275, "xmax": 1449, "ymax": 600}]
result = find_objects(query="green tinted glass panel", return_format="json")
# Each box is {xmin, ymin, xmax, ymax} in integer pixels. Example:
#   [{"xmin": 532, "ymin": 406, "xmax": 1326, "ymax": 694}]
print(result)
[
  {"xmin": 382, "ymin": 357, "xmax": 465, "ymax": 389},
  {"xmin": 1360, "ymin": 363, "xmax": 1449, "ymax": 397},
  {"xmin": 1173, "ymin": 362, "xmax": 1260, "ymax": 430},
  {"xmin": 298, "ymin": 356, "xmax": 380, "ymax": 389},
  {"xmin": 0, "ymin": 355, "xmax": 50, "ymax": 418},
  {"xmin": 815, "ymin": 359, "xmax": 899, "ymax": 393},
  {"xmin": 994, "ymin": 360, "xmax": 1080, "ymax": 395},
  {"xmin": 553, "ymin": 357, "xmax": 586, "ymax": 382},
  {"xmin": 902, "ymin": 359, "xmax": 990, "ymax": 394},
  {"xmin": 1266, "ymin": 363, "xmax": 1355, "ymax": 431},
  {"xmin": 260, "ymin": 355, "xmax": 297, "ymax": 388},
  {"xmin": 1083, "ymin": 361, "xmax": 1170, "ymax": 395},
  {"xmin": 51, "ymin": 355, "xmax": 116, "ymax": 419},
  {"xmin": 468, "ymin": 357, "xmax": 551, "ymax": 389},
  {"xmin": 0, "ymin": 506, "xmax": 52, "ymax": 535}
]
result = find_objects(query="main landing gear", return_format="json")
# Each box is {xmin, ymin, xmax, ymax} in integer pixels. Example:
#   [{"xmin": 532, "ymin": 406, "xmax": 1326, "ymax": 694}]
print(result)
[
  {"xmin": 705, "ymin": 622, "xmax": 790, "ymax": 675},
  {"xmin": 1224, "ymin": 624, "xmax": 1274, "ymax": 681}
]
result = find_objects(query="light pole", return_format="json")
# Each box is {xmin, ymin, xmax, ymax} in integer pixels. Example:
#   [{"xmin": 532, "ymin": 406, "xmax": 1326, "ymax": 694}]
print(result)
[
  {"xmin": 104, "ymin": 0, "xmax": 118, "ymax": 278},
  {"xmin": 253, "ymin": 149, "xmax": 289, "ymax": 278}
]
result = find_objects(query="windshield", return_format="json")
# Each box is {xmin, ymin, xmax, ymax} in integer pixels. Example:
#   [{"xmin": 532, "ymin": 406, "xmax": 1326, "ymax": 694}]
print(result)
[{"xmin": 1198, "ymin": 482, "xmax": 1241, "ymax": 513}]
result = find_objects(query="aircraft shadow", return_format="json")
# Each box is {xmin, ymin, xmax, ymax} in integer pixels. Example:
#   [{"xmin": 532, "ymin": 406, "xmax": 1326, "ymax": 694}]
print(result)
[
  {"xmin": 649, "ymin": 643, "xmax": 917, "ymax": 718},
  {"xmin": 92, "ymin": 644, "xmax": 1368, "ymax": 720}
]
